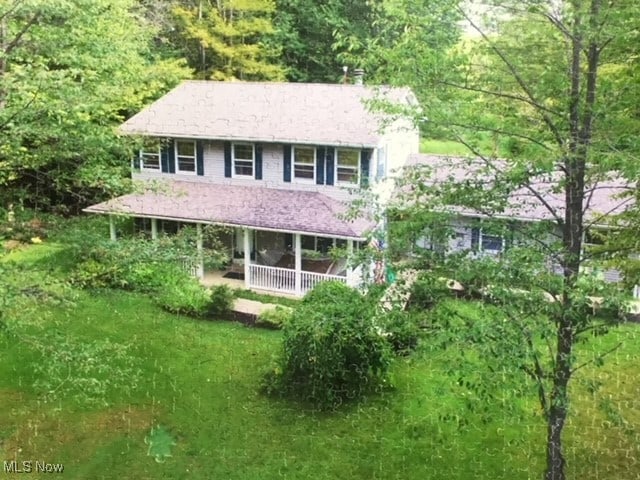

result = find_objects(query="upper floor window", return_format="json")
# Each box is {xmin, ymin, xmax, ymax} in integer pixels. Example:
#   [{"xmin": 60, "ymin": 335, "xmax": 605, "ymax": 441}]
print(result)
[
  {"xmin": 336, "ymin": 149, "xmax": 360, "ymax": 184},
  {"xmin": 175, "ymin": 140, "xmax": 196, "ymax": 174},
  {"xmin": 293, "ymin": 147, "xmax": 315, "ymax": 182},
  {"xmin": 140, "ymin": 141, "xmax": 161, "ymax": 171},
  {"xmin": 233, "ymin": 143, "xmax": 254, "ymax": 177}
]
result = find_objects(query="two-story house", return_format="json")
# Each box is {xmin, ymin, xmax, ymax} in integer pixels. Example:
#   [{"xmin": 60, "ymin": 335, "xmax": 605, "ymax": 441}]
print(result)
[{"xmin": 84, "ymin": 80, "xmax": 419, "ymax": 296}]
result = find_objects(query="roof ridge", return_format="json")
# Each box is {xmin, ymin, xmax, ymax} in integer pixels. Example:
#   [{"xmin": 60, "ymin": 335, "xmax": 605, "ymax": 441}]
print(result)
[{"xmin": 179, "ymin": 79, "xmax": 400, "ymax": 89}]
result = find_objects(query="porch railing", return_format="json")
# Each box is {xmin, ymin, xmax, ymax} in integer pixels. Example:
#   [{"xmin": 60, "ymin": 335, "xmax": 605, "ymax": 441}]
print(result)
[
  {"xmin": 301, "ymin": 271, "xmax": 346, "ymax": 293},
  {"xmin": 249, "ymin": 264, "xmax": 296, "ymax": 294},
  {"xmin": 249, "ymin": 264, "xmax": 346, "ymax": 295}
]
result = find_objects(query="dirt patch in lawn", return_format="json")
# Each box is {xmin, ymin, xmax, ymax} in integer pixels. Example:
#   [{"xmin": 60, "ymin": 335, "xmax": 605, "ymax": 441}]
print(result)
[{"xmin": 1, "ymin": 404, "xmax": 154, "ymax": 463}]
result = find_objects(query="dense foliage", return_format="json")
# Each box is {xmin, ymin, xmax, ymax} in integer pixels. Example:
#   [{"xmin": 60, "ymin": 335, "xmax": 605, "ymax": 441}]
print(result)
[
  {"xmin": 0, "ymin": 0, "xmax": 190, "ymax": 212},
  {"xmin": 264, "ymin": 281, "xmax": 391, "ymax": 409}
]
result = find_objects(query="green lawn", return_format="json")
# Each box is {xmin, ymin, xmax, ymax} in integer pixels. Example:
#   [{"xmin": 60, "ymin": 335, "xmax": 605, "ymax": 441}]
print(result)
[{"xmin": 1, "ymin": 245, "xmax": 639, "ymax": 479}]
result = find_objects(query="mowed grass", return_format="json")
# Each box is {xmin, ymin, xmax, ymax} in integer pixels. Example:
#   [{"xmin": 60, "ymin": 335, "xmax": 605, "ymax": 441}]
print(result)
[{"xmin": 1, "ymin": 246, "xmax": 639, "ymax": 479}]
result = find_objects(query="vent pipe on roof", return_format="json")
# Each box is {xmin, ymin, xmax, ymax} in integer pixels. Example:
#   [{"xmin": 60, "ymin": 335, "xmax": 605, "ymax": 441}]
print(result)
[{"xmin": 353, "ymin": 68, "xmax": 364, "ymax": 85}]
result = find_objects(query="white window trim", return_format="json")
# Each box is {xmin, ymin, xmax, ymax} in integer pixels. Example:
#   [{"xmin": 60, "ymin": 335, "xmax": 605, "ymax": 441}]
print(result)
[
  {"xmin": 293, "ymin": 146, "xmax": 316, "ymax": 183},
  {"xmin": 139, "ymin": 147, "xmax": 161, "ymax": 172},
  {"xmin": 175, "ymin": 140, "xmax": 197, "ymax": 175},
  {"xmin": 335, "ymin": 148, "xmax": 360, "ymax": 185},
  {"xmin": 232, "ymin": 142, "xmax": 255, "ymax": 178}
]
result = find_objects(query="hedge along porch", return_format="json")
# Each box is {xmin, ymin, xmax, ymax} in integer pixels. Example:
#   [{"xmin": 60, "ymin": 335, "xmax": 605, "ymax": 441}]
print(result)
[{"xmin": 85, "ymin": 181, "xmax": 373, "ymax": 297}]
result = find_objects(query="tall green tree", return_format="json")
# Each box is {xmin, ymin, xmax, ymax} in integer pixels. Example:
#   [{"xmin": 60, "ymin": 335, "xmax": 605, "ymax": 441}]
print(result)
[
  {"xmin": 0, "ymin": 0, "xmax": 190, "ymax": 212},
  {"xmin": 171, "ymin": 0, "xmax": 284, "ymax": 80},
  {"xmin": 272, "ymin": 0, "xmax": 375, "ymax": 82},
  {"xmin": 378, "ymin": 1, "xmax": 638, "ymax": 479}
]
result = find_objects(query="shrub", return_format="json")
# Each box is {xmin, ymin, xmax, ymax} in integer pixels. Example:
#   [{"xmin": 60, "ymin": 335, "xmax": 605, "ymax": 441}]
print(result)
[
  {"xmin": 379, "ymin": 309, "xmax": 424, "ymax": 355},
  {"xmin": 408, "ymin": 273, "xmax": 452, "ymax": 310},
  {"xmin": 255, "ymin": 306, "xmax": 292, "ymax": 329},
  {"xmin": 265, "ymin": 281, "xmax": 391, "ymax": 409},
  {"xmin": 208, "ymin": 285, "xmax": 235, "ymax": 318},
  {"xmin": 69, "ymin": 259, "xmax": 123, "ymax": 289},
  {"xmin": 155, "ymin": 275, "xmax": 211, "ymax": 317}
]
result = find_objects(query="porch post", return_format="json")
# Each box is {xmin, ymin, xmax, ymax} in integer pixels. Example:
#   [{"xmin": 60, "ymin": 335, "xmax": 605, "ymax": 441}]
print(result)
[
  {"xmin": 294, "ymin": 233, "xmax": 302, "ymax": 295},
  {"xmin": 243, "ymin": 228, "xmax": 251, "ymax": 288},
  {"xmin": 151, "ymin": 218, "xmax": 158, "ymax": 240},
  {"xmin": 347, "ymin": 239, "xmax": 354, "ymax": 286},
  {"xmin": 196, "ymin": 223, "xmax": 204, "ymax": 279},
  {"xmin": 109, "ymin": 216, "xmax": 116, "ymax": 241}
]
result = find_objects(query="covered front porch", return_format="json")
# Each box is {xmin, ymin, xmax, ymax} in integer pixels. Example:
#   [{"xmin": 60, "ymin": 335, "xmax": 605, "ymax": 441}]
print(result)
[
  {"xmin": 109, "ymin": 216, "xmax": 364, "ymax": 297},
  {"xmin": 85, "ymin": 181, "xmax": 373, "ymax": 297}
]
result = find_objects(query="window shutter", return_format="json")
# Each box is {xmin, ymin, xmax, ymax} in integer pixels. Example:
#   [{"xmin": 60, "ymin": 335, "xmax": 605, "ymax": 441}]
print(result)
[
  {"xmin": 325, "ymin": 147, "xmax": 335, "ymax": 185},
  {"xmin": 160, "ymin": 144, "xmax": 169, "ymax": 173},
  {"xmin": 360, "ymin": 149, "xmax": 371, "ymax": 187},
  {"xmin": 224, "ymin": 142, "xmax": 232, "ymax": 178},
  {"xmin": 283, "ymin": 144, "xmax": 292, "ymax": 182},
  {"xmin": 167, "ymin": 140, "xmax": 176, "ymax": 173},
  {"xmin": 471, "ymin": 227, "xmax": 480, "ymax": 250},
  {"xmin": 196, "ymin": 140, "xmax": 204, "ymax": 176},
  {"xmin": 316, "ymin": 146, "xmax": 325, "ymax": 185},
  {"xmin": 255, "ymin": 144, "xmax": 263, "ymax": 180},
  {"xmin": 133, "ymin": 154, "xmax": 140, "ymax": 170}
]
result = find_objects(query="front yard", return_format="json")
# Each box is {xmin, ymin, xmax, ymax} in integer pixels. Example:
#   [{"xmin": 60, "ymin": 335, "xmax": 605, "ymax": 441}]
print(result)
[{"xmin": 1, "ymin": 245, "xmax": 639, "ymax": 479}]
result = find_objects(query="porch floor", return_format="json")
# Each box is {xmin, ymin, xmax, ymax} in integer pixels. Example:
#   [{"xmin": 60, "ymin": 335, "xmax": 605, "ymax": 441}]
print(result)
[{"xmin": 201, "ymin": 269, "xmax": 245, "ymax": 290}]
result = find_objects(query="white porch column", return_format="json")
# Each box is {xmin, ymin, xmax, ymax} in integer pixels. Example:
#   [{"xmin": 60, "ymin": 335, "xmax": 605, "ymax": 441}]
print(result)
[
  {"xmin": 346, "ymin": 239, "xmax": 354, "ymax": 286},
  {"xmin": 196, "ymin": 223, "xmax": 204, "ymax": 279},
  {"xmin": 243, "ymin": 228, "xmax": 251, "ymax": 288},
  {"xmin": 109, "ymin": 216, "xmax": 116, "ymax": 241},
  {"xmin": 294, "ymin": 233, "xmax": 302, "ymax": 295},
  {"xmin": 151, "ymin": 218, "xmax": 158, "ymax": 240}
]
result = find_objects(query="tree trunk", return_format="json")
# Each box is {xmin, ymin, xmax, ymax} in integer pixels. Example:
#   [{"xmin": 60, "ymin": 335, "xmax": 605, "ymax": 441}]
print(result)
[{"xmin": 545, "ymin": 319, "xmax": 573, "ymax": 480}]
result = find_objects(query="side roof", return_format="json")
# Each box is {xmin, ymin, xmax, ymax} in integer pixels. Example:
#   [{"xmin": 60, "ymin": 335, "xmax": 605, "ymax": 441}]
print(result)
[
  {"xmin": 403, "ymin": 153, "xmax": 634, "ymax": 223},
  {"xmin": 119, "ymin": 80, "xmax": 416, "ymax": 148}
]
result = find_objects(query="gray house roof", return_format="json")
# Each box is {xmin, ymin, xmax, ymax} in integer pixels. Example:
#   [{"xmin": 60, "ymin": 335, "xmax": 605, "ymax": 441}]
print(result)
[
  {"xmin": 119, "ymin": 81, "xmax": 415, "ymax": 148},
  {"xmin": 84, "ymin": 181, "xmax": 374, "ymax": 239},
  {"xmin": 404, "ymin": 154, "xmax": 634, "ymax": 223}
]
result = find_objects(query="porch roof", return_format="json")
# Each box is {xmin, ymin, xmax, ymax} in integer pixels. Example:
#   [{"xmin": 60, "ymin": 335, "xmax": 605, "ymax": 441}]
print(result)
[{"xmin": 84, "ymin": 181, "xmax": 374, "ymax": 239}]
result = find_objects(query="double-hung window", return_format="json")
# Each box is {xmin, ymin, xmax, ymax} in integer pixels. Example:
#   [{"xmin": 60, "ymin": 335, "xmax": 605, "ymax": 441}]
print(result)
[
  {"xmin": 175, "ymin": 140, "xmax": 196, "ymax": 174},
  {"xmin": 293, "ymin": 147, "xmax": 315, "ymax": 182},
  {"xmin": 472, "ymin": 226, "xmax": 504, "ymax": 254},
  {"xmin": 233, "ymin": 143, "xmax": 254, "ymax": 177},
  {"xmin": 481, "ymin": 232, "xmax": 503, "ymax": 253},
  {"xmin": 336, "ymin": 149, "xmax": 360, "ymax": 184},
  {"xmin": 140, "ymin": 141, "xmax": 161, "ymax": 171}
]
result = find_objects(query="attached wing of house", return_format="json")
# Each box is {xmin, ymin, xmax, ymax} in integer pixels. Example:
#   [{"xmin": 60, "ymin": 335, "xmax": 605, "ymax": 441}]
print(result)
[
  {"xmin": 84, "ymin": 80, "xmax": 420, "ymax": 296},
  {"xmin": 400, "ymin": 153, "xmax": 635, "ymax": 284}
]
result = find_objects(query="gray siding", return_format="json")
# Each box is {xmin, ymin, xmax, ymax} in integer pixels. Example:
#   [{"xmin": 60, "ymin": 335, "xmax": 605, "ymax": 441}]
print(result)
[{"xmin": 134, "ymin": 140, "xmax": 367, "ymax": 202}]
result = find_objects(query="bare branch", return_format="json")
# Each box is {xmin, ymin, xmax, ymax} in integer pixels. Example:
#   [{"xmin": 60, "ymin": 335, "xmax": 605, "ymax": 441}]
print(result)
[
  {"xmin": 2, "ymin": 11, "xmax": 40, "ymax": 56},
  {"xmin": 439, "ymin": 81, "xmax": 562, "ymax": 117},
  {"xmin": 570, "ymin": 342, "xmax": 622, "ymax": 375},
  {"xmin": 457, "ymin": 7, "xmax": 566, "ymax": 150}
]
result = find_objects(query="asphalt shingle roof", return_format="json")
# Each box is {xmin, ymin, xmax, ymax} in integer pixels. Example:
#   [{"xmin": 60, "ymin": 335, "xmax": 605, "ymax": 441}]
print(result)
[
  {"xmin": 84, "ymin": 181, "xmax": 374, "ymax": 239},
  {"xmin": 404, "ymin": 154, "xmax": 634, "ymax": 223},
  {"xmin": 119, "ymin": 81, "xmax": 415, "ymax": 147}
]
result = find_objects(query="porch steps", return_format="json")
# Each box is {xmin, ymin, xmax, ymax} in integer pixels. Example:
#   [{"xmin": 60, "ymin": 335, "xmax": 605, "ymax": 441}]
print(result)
[{"xmin": 231, "ymin": 298, "xmax": 287, "ymax": 325}]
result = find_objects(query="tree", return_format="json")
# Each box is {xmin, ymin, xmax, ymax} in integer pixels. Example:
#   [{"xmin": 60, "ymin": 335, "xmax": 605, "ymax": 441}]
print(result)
[
  {"xmin": 171, "ymin": 0, "xmax": 284, "ymax": 80},
  {"xmin": 0, "ymin": 0, "xmax": 190, "ymax": 212},
  {"xmin": 376, "ymin": 1, "xmax": 638, "ymax": 479},
  {"xmin": 272, "ymin": 0, "xmax": 375, "ymax": 82}
]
